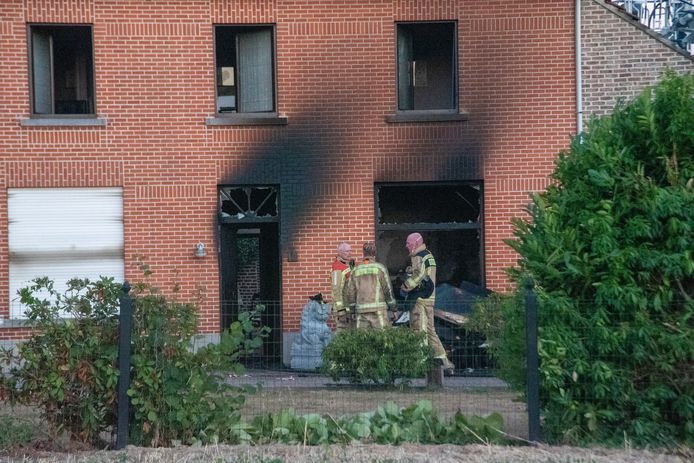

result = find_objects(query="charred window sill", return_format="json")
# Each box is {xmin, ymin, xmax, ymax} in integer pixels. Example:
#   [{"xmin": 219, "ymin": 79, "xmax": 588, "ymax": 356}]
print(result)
[
  {"xmin": 20, "ymin": 117, "xmax": 107, "ymax": 127},
  {"xmin": 206, "ymin": 114, "xmax": 288, "ymax": 126},
  {"xmin": 385, "ymin": 111, "xmax": 469, "ymax": 123}
]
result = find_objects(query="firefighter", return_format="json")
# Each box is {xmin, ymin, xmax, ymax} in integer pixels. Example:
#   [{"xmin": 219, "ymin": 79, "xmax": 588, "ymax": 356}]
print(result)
[
  {"xmin": 330, "ymin": 241, "xmax": 355, "ymax": 331},
  {"xmin": 400, "ymin": 232, "xmax": 455, "ymax": 372},
  {"xmin": 344, "ymin": 241, "xmax": 396, "ymax": 330}
]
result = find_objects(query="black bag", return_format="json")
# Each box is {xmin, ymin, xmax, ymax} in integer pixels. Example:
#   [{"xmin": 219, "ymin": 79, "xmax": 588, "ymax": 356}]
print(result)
[
  {"xmin": 413, "ymin": 277, "xmax": 434, "ymax": 299},
  {"xmin": 399, "ymin": 277, "xmax": 434, "ymax": 312}
]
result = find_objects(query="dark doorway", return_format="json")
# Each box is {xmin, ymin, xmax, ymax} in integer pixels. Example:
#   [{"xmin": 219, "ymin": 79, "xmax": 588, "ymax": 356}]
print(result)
[{"xmin": 219, "ymin": 186, "xmax": 281, "ymax": 367}]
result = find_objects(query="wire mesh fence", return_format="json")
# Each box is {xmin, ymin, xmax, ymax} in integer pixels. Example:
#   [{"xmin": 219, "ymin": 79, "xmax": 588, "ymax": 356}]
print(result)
[
  {"xmin": 218, "ymin": 298, "xmax": 530, "ymax": 441},
  {"xmin": 221, "ymin": 299, "xmax": 498, "ymax": 373},
  {"xmin": 6, "ymin": 283, "xmax": 687, "ymax": 449},
  {"xmin": 221, "ymin": 300, "xmax": 283, "ymax": 369},
  {"xmin": 528, "ymin": 295, "xmax": 692, "ymax": 445},
  {"xmin": 216, "ymin": 289, "xmax": 692, "ymax": 446}
]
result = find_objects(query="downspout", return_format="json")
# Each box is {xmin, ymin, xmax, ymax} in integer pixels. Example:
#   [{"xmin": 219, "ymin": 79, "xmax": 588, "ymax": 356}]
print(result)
[{"xmin": 576, "ymin": 0, "xmax": 584, "ymax": 134}]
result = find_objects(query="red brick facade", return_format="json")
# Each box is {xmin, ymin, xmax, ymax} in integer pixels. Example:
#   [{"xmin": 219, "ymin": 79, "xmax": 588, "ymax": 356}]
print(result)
[{"xmin": 7, "ymin": 0, "xmax": 682, "ymax": 346}]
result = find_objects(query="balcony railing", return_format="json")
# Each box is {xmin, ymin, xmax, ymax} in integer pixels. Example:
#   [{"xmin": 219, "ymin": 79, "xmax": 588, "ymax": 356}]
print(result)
[{"xmin": 613, "ymin": 0, "xmax": 694, "ymax": 53}]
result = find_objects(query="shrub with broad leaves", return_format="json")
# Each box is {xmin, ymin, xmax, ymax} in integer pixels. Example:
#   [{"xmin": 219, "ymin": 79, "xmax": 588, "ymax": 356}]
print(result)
[
  {"xmin": 0, "ymin": 275, "xmax": 267, "ymax": 447},
  {"xmin": 499, "ymin": 71, "xmax": 694, "ymax": 447}
]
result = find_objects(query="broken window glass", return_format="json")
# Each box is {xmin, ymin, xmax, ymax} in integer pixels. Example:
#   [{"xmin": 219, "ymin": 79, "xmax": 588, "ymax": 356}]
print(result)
[{"xmin": 219, "ymin": 186, "xmax": 278, "ymax": 220}]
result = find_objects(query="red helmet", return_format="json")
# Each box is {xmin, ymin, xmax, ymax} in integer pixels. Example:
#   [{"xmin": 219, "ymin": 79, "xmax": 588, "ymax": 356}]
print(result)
[{"xmin": 405, "ymin": 233, "xmax": 423, "ymax": 254}]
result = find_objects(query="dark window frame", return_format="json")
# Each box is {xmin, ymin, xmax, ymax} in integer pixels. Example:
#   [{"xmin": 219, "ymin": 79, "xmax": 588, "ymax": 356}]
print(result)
[
  {"xmin": 395, "ymin": 21, "xmax": 458, "ymax": 113},
  {"xmin": 374, "ymin": 181, "xmax": 485, "ymax": 287},
  {"xmin": 213, "ymin": 24, "xmax": 278, "ymax": 116},
  {"xmin": 27, "ymin": 23, "xmax": 97, "ymax": 118}
]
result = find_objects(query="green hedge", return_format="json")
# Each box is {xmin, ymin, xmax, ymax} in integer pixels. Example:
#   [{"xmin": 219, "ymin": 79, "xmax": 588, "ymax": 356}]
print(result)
[
  {"xmin": 321, "ymin": 328, "xmax": 432, "ymax": 385},
  {"xmin": 502, "ymin": 71, "xmax": 694, "ymax": 447}
]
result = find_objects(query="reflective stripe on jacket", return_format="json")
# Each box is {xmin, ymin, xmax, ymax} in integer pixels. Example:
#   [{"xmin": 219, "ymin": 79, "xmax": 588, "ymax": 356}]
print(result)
[
  {"xmin": 344, "ymin": 260, "xmax": 396, "ymax": 313},
  {"xmin": 331, "ymin": 259, "xmax": 351, "ymax": 312},
  {"xmin": 404, "ymin": 246, "xmax": 436, "ymax": 301}
]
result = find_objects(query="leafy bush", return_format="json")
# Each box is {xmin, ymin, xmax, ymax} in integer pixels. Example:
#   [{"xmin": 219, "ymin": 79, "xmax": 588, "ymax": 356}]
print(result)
[
  {"xmin": 248, "ymin": 400, "xmax": 508, "ymax": 445},
  {"xmin": 320, "ymin": 328, "xmax": 432, "ymax": 385},
  {"xmin": 467, "ymin": 292, "xmax": 526, "ymax": 391},
  {"xmin": 505, "ymin": 72, "xmax": 694, "ymax": 446},
  {"xmin": 125, "ymin": 279, "xmax": 268, "ymax": 447},
  {"xmin": 0, "ymin": 275, "xmax": 267, "ymax": 447},
  {"xmin": 0, "ymin": 277, "xmax": 121, "ymax": 444}
]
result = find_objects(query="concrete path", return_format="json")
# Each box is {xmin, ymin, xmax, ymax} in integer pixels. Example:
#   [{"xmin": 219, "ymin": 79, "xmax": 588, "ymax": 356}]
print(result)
[{"xmin": 225, "ymin": 368, "xmax": 509, "ymax": 389}]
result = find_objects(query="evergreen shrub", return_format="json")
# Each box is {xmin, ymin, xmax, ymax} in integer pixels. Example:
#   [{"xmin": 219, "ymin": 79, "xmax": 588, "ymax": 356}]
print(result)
[
  {"xmin": 501, "ymin": 72, "xmax": 694, "ymax": 446},
  {"xmin": 467, "ymin": 292, "xmax": 526, "ymax": 391},
  {"xmin": 321, "ymin": 327, "xmax": 432, "ymax": 385}
]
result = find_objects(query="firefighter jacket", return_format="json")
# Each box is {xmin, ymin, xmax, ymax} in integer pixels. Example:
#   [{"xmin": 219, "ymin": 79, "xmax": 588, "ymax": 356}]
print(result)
[
  {"xmin": 331, "ymin": 258, "xmax": 351, "ymax": 312},
  {"xmin": 404, "ymin": 244, "xmax": 436, "ymax": 302},
  {"xmin": 344, "ymin": 259, "xmax": 396, "ymax": 313}
]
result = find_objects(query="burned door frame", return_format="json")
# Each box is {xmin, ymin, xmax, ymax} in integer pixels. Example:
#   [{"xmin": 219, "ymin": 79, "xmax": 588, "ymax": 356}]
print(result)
[
  {"xmin": 374, "ymin": 181, "xmax": 485, "ymax": 288},
  {"xmin": 218, "ymin": 185, "xmax": 281, "ymax": 365}
]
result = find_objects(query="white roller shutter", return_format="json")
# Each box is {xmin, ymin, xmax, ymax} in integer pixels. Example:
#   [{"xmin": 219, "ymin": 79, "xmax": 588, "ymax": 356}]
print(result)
[{"xmin": 8, "ymin": 188, "xmax": 124, "ymax": 318}]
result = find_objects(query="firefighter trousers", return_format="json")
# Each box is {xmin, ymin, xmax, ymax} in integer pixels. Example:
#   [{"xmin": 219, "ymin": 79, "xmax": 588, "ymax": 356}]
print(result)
[
  {"xmin": 333, "ymin": 309, "xmax": 353, "ymax": 331},
  {"xmin": 355, "ymin": 307, "xmax": 388, "ymax": 330},
  {"xmin": 410, "ymin": 298, "xmax": 453, "ymax": 368}
]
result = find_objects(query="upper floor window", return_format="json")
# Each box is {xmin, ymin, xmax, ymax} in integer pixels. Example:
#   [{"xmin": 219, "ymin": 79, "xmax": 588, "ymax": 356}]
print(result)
[
  {"xmin": 29, "ymin": 25, "xmax": 95, "ymax": 116},
  {"xmin": 215, "ymin": 25, "xmax": 276, "ymax": 114},
  {"xmin": 397, "ymin": 22, "xmax": 456, "ymax": 111}
]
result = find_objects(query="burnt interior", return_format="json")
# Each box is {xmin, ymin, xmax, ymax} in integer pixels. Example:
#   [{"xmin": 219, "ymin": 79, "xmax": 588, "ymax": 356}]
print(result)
[
  {"xmin": 376, "ymin": 183, "xmax": 483, "ymax": 288},
  {"xmin": 219, "ymin": 186, "xmax": 281, "ymax": 367}
]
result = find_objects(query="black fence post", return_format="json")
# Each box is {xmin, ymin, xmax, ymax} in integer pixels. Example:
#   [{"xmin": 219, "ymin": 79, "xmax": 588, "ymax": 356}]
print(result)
[
  {"xmin": 116, "ymin": 281, "xmax": 132, "ymax": 450},
  {"xmin": 525, "ymin": 278, "xmax": 541, "ymax": 443}
]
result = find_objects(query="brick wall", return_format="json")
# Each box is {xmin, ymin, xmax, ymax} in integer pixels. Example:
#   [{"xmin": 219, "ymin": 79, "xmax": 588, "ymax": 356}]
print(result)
[
  {"xmin": 238, "ymin": 262, "xmax": 260, "ymax": 307},
  {"xmin": 0, "ymin": 0, "xmax": 577, "ymax": 339},
  {"xmin": 581, "ymin": 0, "xmax": 694, "ymax": 121},
  {"xmin": 468, "ymin": 5, "xmax": 576, "ymax": 289}
]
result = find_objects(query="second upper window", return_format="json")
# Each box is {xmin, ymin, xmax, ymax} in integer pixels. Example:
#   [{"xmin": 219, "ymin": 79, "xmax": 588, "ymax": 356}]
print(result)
[
  {"xmin": 396, "ymin": 22, "xmax": 457, "ymax": 111},
  {"xmin": 215, "ymin": 25, "xmax": 276, "ymax": 114}
]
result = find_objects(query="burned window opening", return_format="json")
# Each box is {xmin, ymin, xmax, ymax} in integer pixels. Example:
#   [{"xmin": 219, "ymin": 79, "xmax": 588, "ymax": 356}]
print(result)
[
  {"xmin": 377, "ymin": 184, "xmax": 479, "ymax": 225},
  {"xmin": 375, "ymin": 183, "xmax": 483, "ymax": 288},
  {"xmin": 219, "ymin": 186, "xmax": 278, "ymax": 221},
  {"xmin": 376, "ymin": 183, "xmax": 490, "ymax": 373},
  {"xmin": 378, "ymin": 229, "xmax": 481, "ymax": 287}
]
